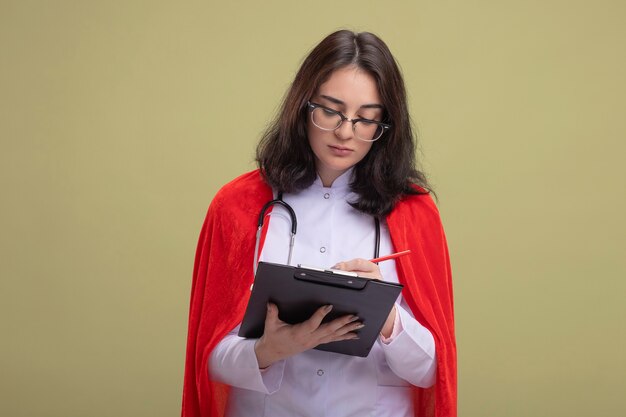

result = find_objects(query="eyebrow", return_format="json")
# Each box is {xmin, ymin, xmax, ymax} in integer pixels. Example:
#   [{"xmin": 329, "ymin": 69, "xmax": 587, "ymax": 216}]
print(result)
[{"xmin": 320, "ymin": 94, "xmax": 384, "ymax": 110}]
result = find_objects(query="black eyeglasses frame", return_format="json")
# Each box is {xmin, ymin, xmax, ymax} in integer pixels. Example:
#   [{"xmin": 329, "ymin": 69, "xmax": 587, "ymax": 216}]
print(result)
[{"xmin": 306, "ymin": 101, "xmax": 391, "ymax": 142}]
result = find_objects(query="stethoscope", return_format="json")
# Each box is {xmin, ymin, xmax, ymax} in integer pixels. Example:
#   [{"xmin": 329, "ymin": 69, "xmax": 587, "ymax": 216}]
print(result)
[{"xmin": 253, "ymin": 192, "xmax": 381, "ymax": 274}]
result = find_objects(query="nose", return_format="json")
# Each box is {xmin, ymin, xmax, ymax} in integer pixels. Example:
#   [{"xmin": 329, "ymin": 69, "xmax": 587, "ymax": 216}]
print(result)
[{"xmin": 334, "ymin": 120, "xmax": 354, "ymax": 141}]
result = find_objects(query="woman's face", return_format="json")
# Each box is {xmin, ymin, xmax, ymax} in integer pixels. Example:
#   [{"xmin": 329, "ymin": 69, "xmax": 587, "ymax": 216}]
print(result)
[{"xmin": 307, "ymin": 65, "xmax": 383, "ymax": 187}]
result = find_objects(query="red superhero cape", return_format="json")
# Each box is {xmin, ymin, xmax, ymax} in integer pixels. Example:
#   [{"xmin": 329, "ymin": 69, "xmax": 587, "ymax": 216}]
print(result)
[{"xmin": 182, "ymin": 170, "xmax": 456, "ymax": 417}]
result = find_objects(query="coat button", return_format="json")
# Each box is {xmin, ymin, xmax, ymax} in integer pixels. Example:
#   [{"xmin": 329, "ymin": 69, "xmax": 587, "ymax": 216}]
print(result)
[
  {"xmin": 320, "ymin": 247, "xmax": 326, "ymax": 253},
  {"xmin": 317, "ymin": 369, "xmax": 324, "ymax": 376},
  {"xmin": 323, "ymin": 193, "xmax": 330, "ymax": 199}
]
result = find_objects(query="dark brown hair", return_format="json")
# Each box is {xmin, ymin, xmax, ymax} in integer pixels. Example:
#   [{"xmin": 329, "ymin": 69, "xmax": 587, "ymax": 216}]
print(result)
[{"xmin": 256, "ymin": 30, "xmax": 431, "ymax": 217}]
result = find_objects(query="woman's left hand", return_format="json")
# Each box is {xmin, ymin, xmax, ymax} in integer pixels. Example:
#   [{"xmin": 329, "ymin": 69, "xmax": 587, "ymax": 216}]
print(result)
[{"xmin": 332, "ymin": 258, "xmax": 397, "ymax": 338}]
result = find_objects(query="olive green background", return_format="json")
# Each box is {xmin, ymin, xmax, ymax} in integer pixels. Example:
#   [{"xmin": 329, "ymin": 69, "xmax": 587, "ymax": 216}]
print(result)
[{"xmin": 1, "ymin": 1, "xmax": 625, "ymax": 416}]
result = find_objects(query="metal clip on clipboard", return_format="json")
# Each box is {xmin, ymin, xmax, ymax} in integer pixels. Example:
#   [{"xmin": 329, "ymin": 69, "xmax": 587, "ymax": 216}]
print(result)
[{"xmin": 294, "ymin": 265, "xmax": 367, "ymax": 290}]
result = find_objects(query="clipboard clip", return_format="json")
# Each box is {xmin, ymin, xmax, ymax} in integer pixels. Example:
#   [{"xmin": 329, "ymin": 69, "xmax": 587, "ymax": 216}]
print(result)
[{"xmin": 294, "ymin": 266, "xmax": 367, "ymax": 290}]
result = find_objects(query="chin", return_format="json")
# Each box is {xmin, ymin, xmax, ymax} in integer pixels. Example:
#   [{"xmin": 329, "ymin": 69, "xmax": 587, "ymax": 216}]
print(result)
[{"xmin": 325, "ymin": 161, "xmax": 355, "ymax": 174}]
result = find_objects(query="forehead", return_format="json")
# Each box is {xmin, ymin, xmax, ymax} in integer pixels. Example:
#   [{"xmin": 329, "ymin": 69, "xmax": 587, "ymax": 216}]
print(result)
[{"xmin": 316, "ymin": 66, "xmax": 381, "ymax": 106}]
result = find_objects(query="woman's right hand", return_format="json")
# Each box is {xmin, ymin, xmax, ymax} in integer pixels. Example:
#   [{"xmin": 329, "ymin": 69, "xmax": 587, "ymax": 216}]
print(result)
[{"xmin": 254, "ymin": 303, "xmax": 363, "ymax": 369}]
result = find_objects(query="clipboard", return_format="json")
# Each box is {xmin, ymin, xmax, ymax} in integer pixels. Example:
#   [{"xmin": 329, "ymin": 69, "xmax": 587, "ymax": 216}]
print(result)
[{"xmin": 238, "ymin": 261, "xmax": 403, "ymax": 357}]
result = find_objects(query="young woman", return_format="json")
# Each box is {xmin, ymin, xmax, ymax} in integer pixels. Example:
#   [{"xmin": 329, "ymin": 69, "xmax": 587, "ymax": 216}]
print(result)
[{"xmin": 182, "ymin": 30, "xmax": 456, "ymax": 417}]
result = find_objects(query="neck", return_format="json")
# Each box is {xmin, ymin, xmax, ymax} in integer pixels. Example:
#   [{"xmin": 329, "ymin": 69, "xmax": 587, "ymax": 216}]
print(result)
[{"xmin": 318, "ymin": 169, "xmax": 348, "ymax": 187}]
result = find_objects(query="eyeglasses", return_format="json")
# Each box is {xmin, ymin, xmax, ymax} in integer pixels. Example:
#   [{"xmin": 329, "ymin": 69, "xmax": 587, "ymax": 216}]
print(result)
[{"xmin": 307, "ymin": 101, "xmax": 391, "ymax": 142}]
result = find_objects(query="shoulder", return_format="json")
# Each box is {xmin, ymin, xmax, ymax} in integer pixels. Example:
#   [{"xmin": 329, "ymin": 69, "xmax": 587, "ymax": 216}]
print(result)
[
  {"xmin": 396, "ymin": 185, "xmax": 440, "ymax": 216},
  {"xmin": 388, "ymin": 186, "xmax": 442, "ymax": 228},
  {"xmin": 208, "ymin": 169, "xmax": 273, "ymax": 216},
  {"xmin": 213, "ymin": 169, "xmax": 271, "ymax": 202}
]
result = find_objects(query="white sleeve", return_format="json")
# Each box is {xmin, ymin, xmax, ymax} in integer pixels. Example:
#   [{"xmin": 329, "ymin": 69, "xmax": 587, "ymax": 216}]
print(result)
[
  {"xmin": 208, "ymin": 324, "xmax": 286, "ymax": 394},
  {"xmin": 377, "ymin": 301, "xmax": 437, "ymax": 388}
]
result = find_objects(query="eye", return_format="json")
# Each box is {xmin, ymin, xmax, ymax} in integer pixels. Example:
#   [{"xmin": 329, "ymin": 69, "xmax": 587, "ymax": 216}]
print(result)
[
  {"xmin": 321, "ymin": 107, "xmax": 337, "ymax": 116},
  {"xmin": 358, "ymin": 118, "xmax": 378, "ymax": 126}
]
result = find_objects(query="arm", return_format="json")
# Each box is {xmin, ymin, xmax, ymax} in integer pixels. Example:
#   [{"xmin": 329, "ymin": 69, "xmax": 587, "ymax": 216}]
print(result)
[
  {"xmin": 209, "ymin": 324, "xmax": 286, "ymax": 394},
  {"xmin": 333, "ymin": 258, "xmax": 437, "ymax": 388},
  {"xmin": 378, "ymin": 301, "xmax": 437, "ymax": 387}
]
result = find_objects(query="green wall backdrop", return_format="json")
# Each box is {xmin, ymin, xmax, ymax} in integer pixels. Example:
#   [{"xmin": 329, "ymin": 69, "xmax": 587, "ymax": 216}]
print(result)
[{"xmin": 1, "ymin": 1, "xmax": 625, "ymax": 416}]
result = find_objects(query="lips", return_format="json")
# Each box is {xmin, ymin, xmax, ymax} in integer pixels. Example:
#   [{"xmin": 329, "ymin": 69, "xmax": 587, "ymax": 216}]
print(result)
[
  {"xmin": 328, "ymin": 145, "xmax": 354, "ymax": 156},
  {"xmin": 328, "ymin": 145, "xmax": 354, "ymax": 153}
]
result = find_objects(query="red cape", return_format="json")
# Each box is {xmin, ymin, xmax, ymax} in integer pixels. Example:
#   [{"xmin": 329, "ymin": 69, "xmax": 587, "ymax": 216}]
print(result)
[{"xmin": 182, "ymin": 170, "xmax": 456, "ymax": 417}]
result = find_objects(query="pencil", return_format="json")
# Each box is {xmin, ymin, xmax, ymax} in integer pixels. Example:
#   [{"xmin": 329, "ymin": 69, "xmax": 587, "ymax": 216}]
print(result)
[{"xmin": 369, "ymin": 249, "xmax": 412, "ymax": 263}]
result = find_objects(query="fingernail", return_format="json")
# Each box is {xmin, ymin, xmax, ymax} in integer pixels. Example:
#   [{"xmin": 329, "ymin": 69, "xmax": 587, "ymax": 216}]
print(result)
[
  {"xmin": 349, "ymin": 315, "xmax": 360, "ymax": 322},
  {"xmin": 354, "ymin": 323, "xmax": 365, "ymax": 329},
  {"xmin": 324, "ymin": 304, "xmax": 333, "ymax": 313}
]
